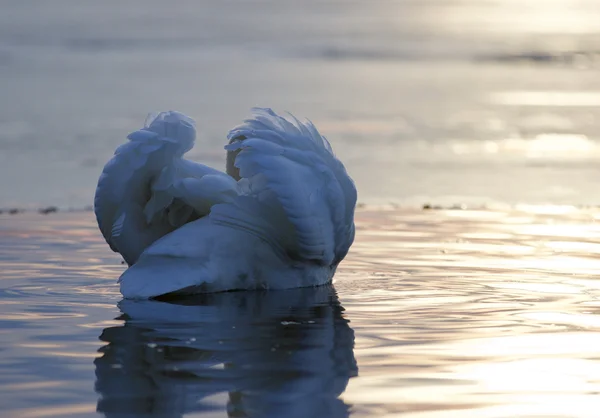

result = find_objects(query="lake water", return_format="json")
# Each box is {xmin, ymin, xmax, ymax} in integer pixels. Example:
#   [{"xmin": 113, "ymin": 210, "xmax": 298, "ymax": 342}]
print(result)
[
  {"xmin": 3, "ymin": 207, "xmax": 600, "ymax": 417},
  {"xmin": 1, "ymin": 0, "xmax": 600, "ymax": 208},
  {"xmin": 2, "ymin": 1, "xmax": 600, "ymax": 417}
]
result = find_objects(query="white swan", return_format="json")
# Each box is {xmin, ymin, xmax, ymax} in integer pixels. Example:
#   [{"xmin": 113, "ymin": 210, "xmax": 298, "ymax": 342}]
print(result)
[{"xmin": 94, "ymin": 108, "xmax": 357, "ymax": 299}]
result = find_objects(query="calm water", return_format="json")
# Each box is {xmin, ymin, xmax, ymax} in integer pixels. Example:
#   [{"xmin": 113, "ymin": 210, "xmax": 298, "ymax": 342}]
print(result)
[
  {"xmin": 3, "ymin": 207, "xmax": 600, "ymax": 417},
  {"xmin": 3, "ymin": 1, "xmax": 600, "ymax": 417},
  {"xmin": 1, "ymin": 0, "xmax": 600, "ymax": 208}
]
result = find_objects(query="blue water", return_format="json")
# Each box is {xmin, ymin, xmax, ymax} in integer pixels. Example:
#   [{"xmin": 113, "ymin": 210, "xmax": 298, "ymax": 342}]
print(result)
[{"xmin": 4, "ymin": 208, "xmax": 600, "ymax": 417}]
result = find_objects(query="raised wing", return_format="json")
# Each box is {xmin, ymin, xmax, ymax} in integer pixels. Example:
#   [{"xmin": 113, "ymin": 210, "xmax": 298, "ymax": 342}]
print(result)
[
  {"xmin": 212, "ymin": 108, "xmax": 357, "ymax": 266},
  {"xmin": 94, "ymin": 111, "xmax": 236, "ymax": 265}
]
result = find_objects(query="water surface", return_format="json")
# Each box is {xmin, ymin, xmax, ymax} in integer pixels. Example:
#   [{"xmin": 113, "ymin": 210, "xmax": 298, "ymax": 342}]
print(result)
[
  {"xmin": 2, "ymin": 207, "xmax": 600, "ymax": 417},
  {"xmin": 2, "ymin": 0, "xmax": 600, "ymax": 208}
]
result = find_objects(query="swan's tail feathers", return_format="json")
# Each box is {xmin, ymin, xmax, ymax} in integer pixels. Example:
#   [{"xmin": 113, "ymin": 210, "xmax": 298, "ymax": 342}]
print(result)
[
  {"xmin": 94, "ymin": 111, "xmax": 204, "ymax": 265},
  {"xmin": 218, "ymin": 108, "xmax": 357, "ymax": 265}
]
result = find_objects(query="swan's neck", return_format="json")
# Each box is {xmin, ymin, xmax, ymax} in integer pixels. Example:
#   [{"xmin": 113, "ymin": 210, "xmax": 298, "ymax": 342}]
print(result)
[{"xmin": 226, "ymin": 136, "xmax": 244, "ymax": 181}]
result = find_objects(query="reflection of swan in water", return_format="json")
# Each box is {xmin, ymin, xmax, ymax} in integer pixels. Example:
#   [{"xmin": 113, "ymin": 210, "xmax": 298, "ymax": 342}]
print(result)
[{"xmin": 94, "ymin": 285, "xmax": 357, "ymax": 418}]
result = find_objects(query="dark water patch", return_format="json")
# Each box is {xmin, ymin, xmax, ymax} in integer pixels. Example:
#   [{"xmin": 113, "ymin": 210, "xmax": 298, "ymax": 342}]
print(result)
[
  {"xmin": 63, "ymin": 36, "xmax": 210, "ymax": 53},
  {"xmin": 39, "ymin": 206, "xmax": 59, "ymax": 215},
  {"xmin": 478, "ymin": 50, "xmax": 600, "ymax": 68},
  {"xmin": 292, "ymin": 45, "xmax": 600, "ymax": 69}
]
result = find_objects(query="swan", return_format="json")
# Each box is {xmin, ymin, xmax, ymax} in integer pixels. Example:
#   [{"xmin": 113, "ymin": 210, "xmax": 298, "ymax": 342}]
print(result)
[{"xmin": 94, "ymin": 108, "xmax": 357, "ymax": 299}]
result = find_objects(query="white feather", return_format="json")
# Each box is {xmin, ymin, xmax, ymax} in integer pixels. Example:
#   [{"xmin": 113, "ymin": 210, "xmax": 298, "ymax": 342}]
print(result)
[
  {"xmin": 94, "ymin": 111, "xmax": 235, "ymax": 266},
  {"xmin": 95, "ymin": 108, "xmax": 357, "ymax": 299}
]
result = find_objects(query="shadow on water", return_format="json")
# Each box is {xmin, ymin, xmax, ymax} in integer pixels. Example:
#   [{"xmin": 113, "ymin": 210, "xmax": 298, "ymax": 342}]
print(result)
[{"xmin": 94, "ymin": 285, "xmax": 358, "ymax": 418}]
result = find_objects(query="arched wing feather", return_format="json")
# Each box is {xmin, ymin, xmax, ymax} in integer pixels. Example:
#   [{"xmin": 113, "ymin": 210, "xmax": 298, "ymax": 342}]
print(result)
[
  {"xmin": 95, "ymin": 111, "xmax": 236, "ymax": 265},
  {"xmin": 213, "ymin": 108, "xmax": 356, "ymax": 265}
]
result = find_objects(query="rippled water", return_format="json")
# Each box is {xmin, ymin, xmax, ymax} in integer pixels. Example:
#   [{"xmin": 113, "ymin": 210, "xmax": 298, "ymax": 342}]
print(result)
[{"xmin": 2, "ymin": 207, "xmax": 600, "ymax": 417}]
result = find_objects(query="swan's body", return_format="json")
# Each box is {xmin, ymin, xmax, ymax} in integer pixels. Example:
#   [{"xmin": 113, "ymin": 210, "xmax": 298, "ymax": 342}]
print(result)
[{"xmin": 94, "ymin": 108, "xmax": 356, "ymax": 299}]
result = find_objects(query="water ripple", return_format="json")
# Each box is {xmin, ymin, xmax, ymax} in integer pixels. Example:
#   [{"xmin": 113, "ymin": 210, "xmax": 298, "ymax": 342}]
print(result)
[{"xmin": 2, "ymin": 209, "xmax": 600, "ymax": 416}]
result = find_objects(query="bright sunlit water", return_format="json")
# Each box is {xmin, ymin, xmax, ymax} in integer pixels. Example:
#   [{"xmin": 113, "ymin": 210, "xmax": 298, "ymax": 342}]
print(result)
[
  {"xmin": 2, "ymin": 0, "xmax": 600, "ymax": 417},
  {"xmin": 4, "ymin": 208, "xmax": 600, "ymax": 417}
]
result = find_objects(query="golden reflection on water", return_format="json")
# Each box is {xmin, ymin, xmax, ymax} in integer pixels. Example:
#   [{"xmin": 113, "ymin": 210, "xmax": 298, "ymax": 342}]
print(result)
[
  {"xmin": 15, "ymin": 404, "xmax": 97, "ymax": 418},
  {"xmin": 491, "ymin": 91, "xmax": 600, "ymax": 107},
  {"xmin": 434, "ymin": 0, "xmax": 599, "ymax": 35},
  {"xmin": 338, "ymin": 206, "xmax": 600, "ymax": 417}
]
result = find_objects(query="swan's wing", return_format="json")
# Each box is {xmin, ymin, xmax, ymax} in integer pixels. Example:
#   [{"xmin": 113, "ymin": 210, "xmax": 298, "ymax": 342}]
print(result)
[
  {"xmin": 212, "ymin": 108, "xmax": 357, "ymax": 266},
  {"xmin": 144, "ymin": 159, "xmax": 239, "ymax": 228},
  {"xmin": 94, "ymin": 111, "xmax": 236, "ymax": 265}
]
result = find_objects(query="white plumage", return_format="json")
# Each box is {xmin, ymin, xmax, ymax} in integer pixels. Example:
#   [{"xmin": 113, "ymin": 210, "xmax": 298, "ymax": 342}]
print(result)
[{"xmin": 94, "ymin": 108, "xmax": 356, "ymax": 299}]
